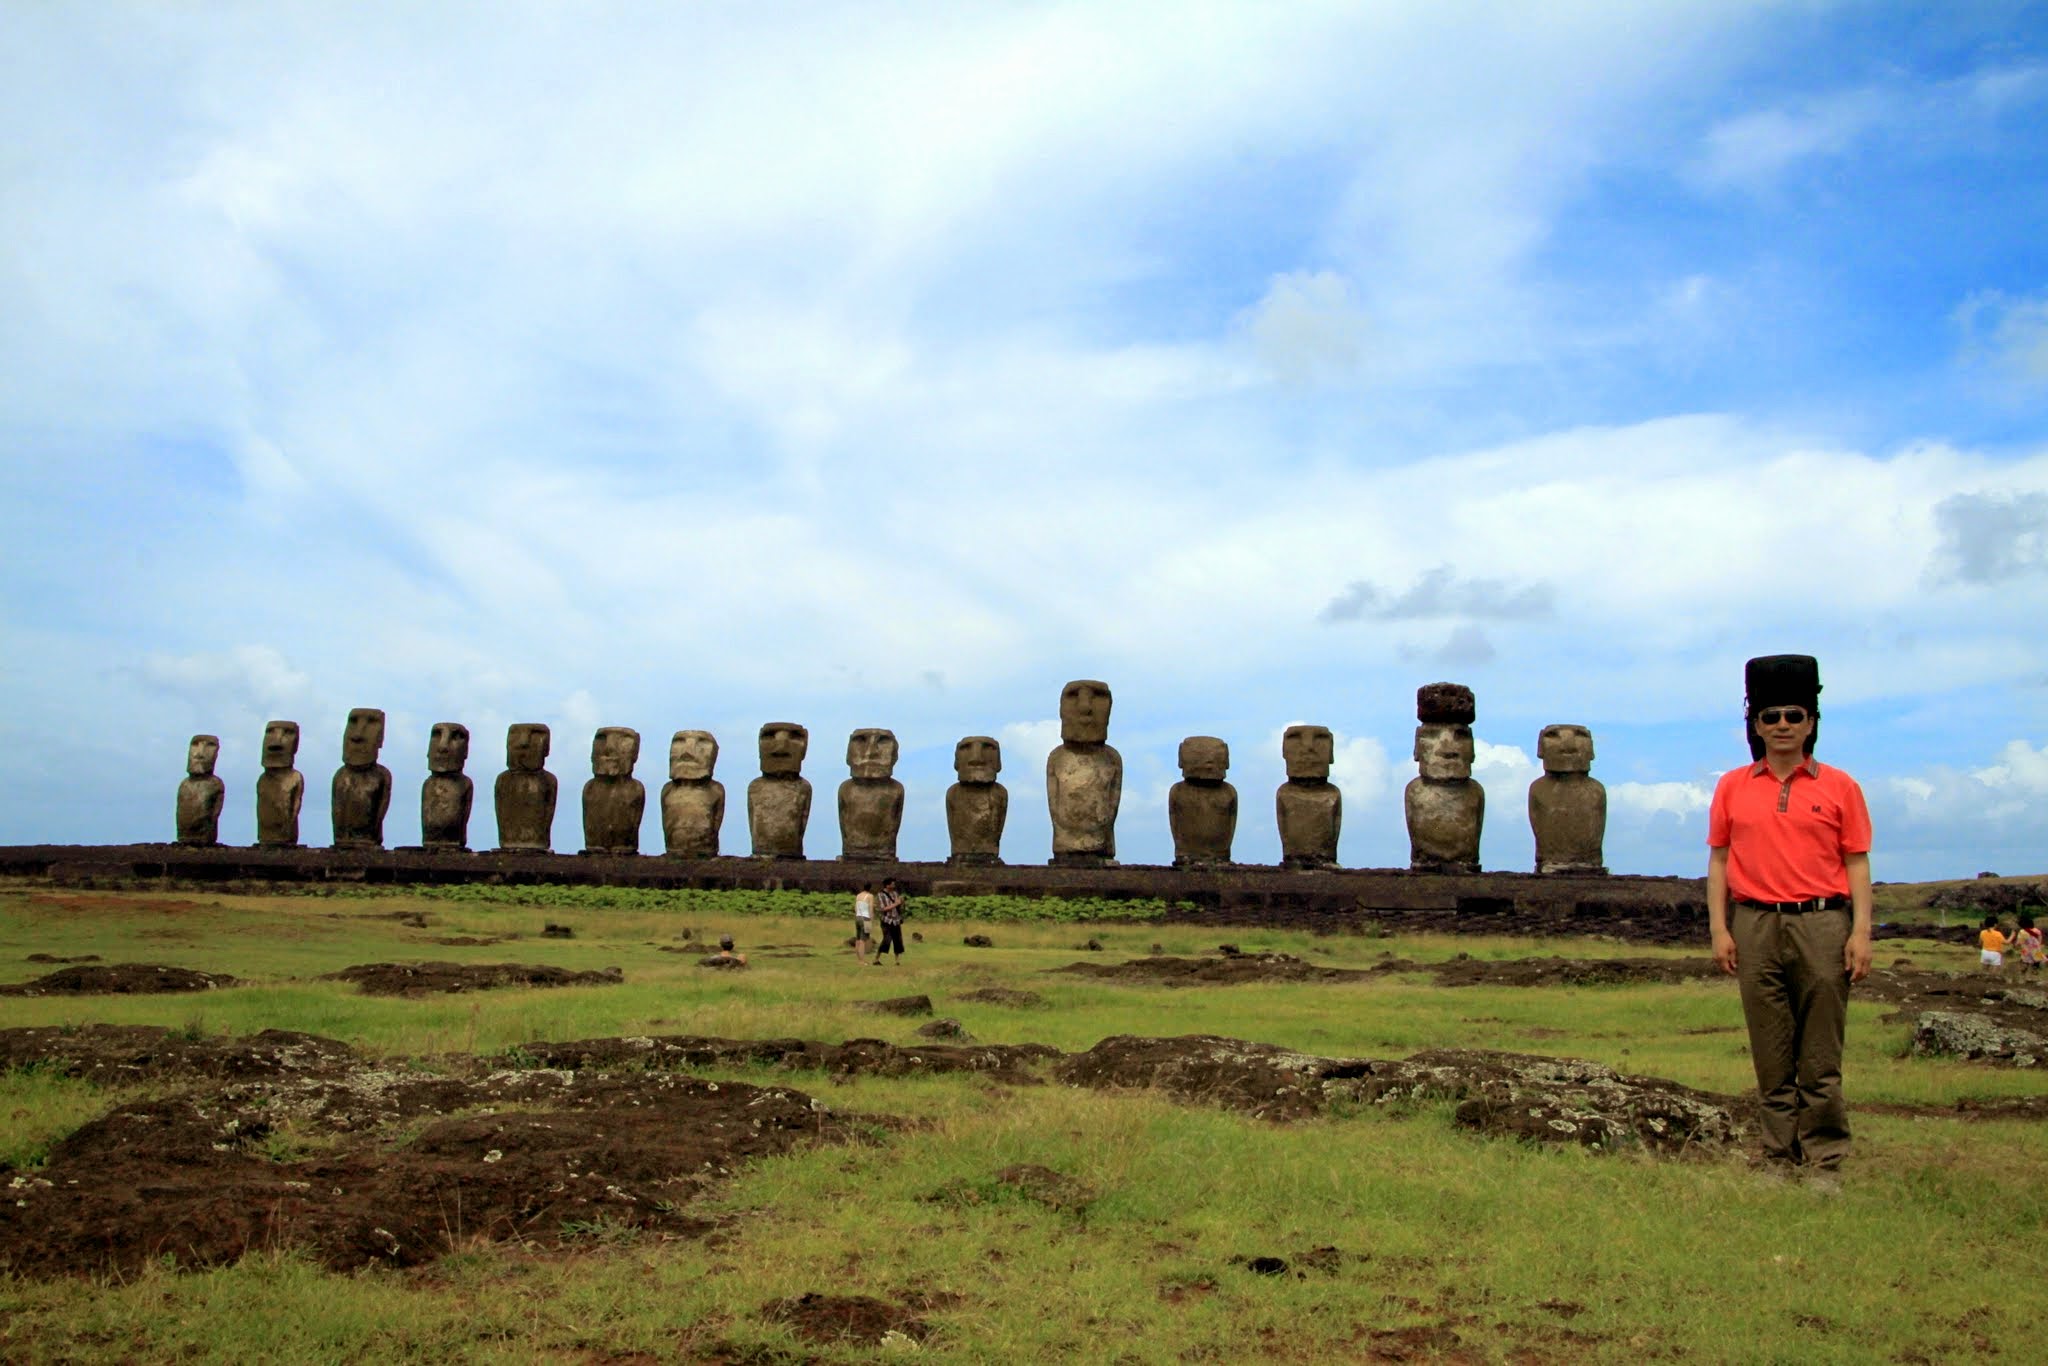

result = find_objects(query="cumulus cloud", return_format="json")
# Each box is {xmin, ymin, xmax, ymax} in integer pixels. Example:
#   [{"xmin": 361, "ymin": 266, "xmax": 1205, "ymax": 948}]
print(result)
[
  {"xmin": 1955, "ymin": 289, "xmax": 2048, "ymax": 387},
  {"xmin": 1329, "ymin": 735, "xmax": 1393, "ymax": 806},
  {"xmin": 1925, "ymin": 491, "xmax": 2048, "ymax": 585},
  {"xmin": 1611, "ymin": 780, "xmax": 1713, "ymax": 822},
  {"xmin": 1319, "ymin": 566, "xmax": 1554, "ymax": 625},
  {"xmin": 135, "ymin": 645, "xmax": 312, "ymax": 716},
  {"xmin": 1240, "ymin": 270, "xmax": 1368, "ymax": 385}
]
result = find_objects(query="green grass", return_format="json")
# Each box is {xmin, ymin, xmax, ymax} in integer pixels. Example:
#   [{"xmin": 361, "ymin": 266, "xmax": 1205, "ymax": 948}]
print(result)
[{"xmin": 2, "ymin": 879, "xmax": 2046, "ymax": 1362}]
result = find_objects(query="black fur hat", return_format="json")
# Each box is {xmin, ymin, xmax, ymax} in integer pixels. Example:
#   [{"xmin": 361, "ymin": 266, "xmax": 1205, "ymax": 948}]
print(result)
[{"xmin": 1744, "ymin": 654, "xmax": 1821, "ymax": 759}]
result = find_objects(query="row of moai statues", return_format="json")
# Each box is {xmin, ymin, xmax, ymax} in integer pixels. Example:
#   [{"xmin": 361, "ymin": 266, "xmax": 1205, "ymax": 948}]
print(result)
[{"xmin": 173, "ymin": 681, "xmax": 1606, "ymax": 872}]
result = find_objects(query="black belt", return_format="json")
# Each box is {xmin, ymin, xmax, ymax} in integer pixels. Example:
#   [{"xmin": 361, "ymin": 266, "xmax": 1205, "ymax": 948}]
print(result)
[{"xmin": 1735, "ymin": 896, "xmax": 1846, "ymax": 914}]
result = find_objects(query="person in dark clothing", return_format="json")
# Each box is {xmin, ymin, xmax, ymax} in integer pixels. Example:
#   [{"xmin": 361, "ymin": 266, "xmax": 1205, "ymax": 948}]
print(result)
[{"xmin": 875, "ymin": 877, "xmax": 907, "ymax": 964}]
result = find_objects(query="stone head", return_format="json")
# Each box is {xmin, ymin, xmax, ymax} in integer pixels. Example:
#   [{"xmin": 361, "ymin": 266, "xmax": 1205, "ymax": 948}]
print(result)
[
  {"xmin": 261, "ymin": 720, "xmax": 300, "ymax": 770},
  {"xmin": 591, "ymin": 726, "xmax": 640, "ymax": 778},
  {"xmin": 1538, "ymin": 724, "xmax": 1594, "ymax": 775},
  {"xmin": 670, "ymin": 730, "xmax": 718, "ymax": 781},
  {"xmin": 758, "ymin": 722, "xmax": 808, "ymax": 776},
  {"xmin": 427, "ymin": 722, "xmax": 470, "ymax": 774},
  {"xmin": 1178, "ymin": 736, "xmax": 1229, "ymax": 783},
  {"xmin": 846, "ymin": 728, "xmax": 899, "ymax": 780},
  {"xmin": 954, "ymin": 736, "xmax": 1002, "ymax": 784},
  {"xmin": 506, "ymin": 723, "xmax": 551, "ymax": 772},
  {"xmin": 1414, "ymin": 723, "xmax": 1475, "ymax": 781},
  {"xmin": 1282, "ymin": 724, "xmax": 1334, "ymax": 781},
  {"xmin": 186, "ymin": 735, "xmax": 220, "ymax": 778},
  {"xmin": 342, "ymin": 708, "xmax": 386, "ymax": 767},
  {"xmin": 1059, "ymin": 679, "xmax": 1113, "ymax": 744}
]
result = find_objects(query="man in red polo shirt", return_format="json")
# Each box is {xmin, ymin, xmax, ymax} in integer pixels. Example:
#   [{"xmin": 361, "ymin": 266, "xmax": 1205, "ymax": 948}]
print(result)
[{"xmin": 1707, "ymin": 654, "xmax": 1873, "ymax": 1174}]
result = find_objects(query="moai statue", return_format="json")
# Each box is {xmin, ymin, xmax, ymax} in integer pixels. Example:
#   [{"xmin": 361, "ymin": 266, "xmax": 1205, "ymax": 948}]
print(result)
[
  {"xmin": 661, "ymin": 730, "xmax": 725, "ymax": 858},
  {"xmin": 1046, "ymin": 679, "xmax": 1122, "ymax": 866},
  {"xmin": 254, "ymin": 720, "xmax": 304, "ymax": 847},
  {"xmin": 1169, "ymin": 736, "xmax": 1237, "ymax": 869},
  {"xmin": 1275, "ymin": 724, "xmax": 1341, "ymax": 869},
  {"xmin": 582, "ymin": 726, "xmax": 645, "ymax": 854},
  {"xmin": 1528, "ymin": 724, "xmax": 1607, "ymax": 875},
  {"xmin": 420, "ymin": 722, "xmax": 473, "ymax": 851},
  {"xmin": 175, "ymin": 734, "xmax": 224, "ymax": 846},
  {"xmin": 748, "ymin": 722, "xmax": 812, "ymax": 859},
  {"xmin": 331, "ymin": 708, "xmax": 393, "ymax": 850},
  {"xmin": 946, "ymin": 736, "xmax": 1007, "ymax": 865},
  {"xmin": 1405, "ymin": 682, "xmax": 1483, "ymax": 874},
  {"xmin": 495, "ymin": 723, "xmax": 557, "ymax": 852},
  {"xmin": 838, "ymin": 728, "xmax": 905, "ymax": 861}
]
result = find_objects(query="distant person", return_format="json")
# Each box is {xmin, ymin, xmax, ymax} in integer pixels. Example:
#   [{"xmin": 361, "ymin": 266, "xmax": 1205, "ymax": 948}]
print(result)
[
  {"xmin": 2014, "ymin": 913, "xmax": 2044, "ymax": 974},
  {"xmin": 852, "ymin": 883, "xmax": 876, "ymax": 965},
  {"xmin": 875, "ymin": 877, "xmax": 907, "ymax": 965},
  {"xmin": 1979, "ymin": 916, "xmax": 2008, "ymax": 973},
  {"xmin": 700, "ymin": 934, "xmax": 747, "ymax": 968},
  {"xmin": 1706, "ymin": 655, "xmax": 1872, "ymax": 1178}
]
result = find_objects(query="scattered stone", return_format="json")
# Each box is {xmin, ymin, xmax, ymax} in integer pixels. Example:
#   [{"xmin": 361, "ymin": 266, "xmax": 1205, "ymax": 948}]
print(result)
[
  {"xmin": 322, "ymin": 962, "xmax": 622, "ymax": 996},
  {"xmin": 963, "ymin": 934, "xmax": 994, "ymax": 948},
  {"xmin": 1081, "ymin": 938, "xmax": 1105, "ymax": 952},
  {"xmin": 23, "ymin": 953, "xmax": 101, "ymax": 964},
  {"xmin": 916, "ymin": 1018, "xmax": 972, "ymax": 1041},
  {"xmin": 697, "ymin": 955, "xmax": 747, "ymax": 971},
  {"xmin": 911, "ymin": 931, "xmax": 924, "ymax": 942},
  {"xmin": 1910, "ymin": 1012, "xmax": 2047, "ymax": 1066},
  {"xmin": 865, "ymin": 994, "xmax": 934, "ymax": 1017},
  {"xmin": 1217, "ymin": 944, "xmax": 1241, "ymax": 957},
  {"xmin": 0, "ymin": 964, "xmax": 237, "ymax": 997},
  {"xmin": 541, "ymin": 923, "xmax": 574, "ymax": 938},
  {"xmin": 1150, "ymin": 943, "xmax": 1165, "ymax": 954}
]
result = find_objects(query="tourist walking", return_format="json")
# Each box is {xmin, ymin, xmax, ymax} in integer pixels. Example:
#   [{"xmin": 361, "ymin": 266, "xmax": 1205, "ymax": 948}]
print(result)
[
  {"xmin": 2014, "ymin": 913, "xmax": 2044, "ymax": 973},
  {"xmin": 1706, "ymin": 655, "xmax": 1873, "ymax": 1178},
  {"xmin": 875, "ymin": 877, "xmax": 907, "ymax": 964},
  {"xmin": 1980, "ymin": 916, "xmax": 2009, "ymax": 973},
  {"xmin": 852, "ymin": 883, "xmax": 875, "ymax": 965}
]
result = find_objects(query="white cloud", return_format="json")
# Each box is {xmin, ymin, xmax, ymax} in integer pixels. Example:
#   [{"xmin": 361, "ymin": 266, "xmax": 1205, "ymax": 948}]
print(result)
[
  {"xmin": 1956, "ymin": 289, "xmax": 2048, "ymax": 387},
  {"xmin": 1330, "ymin": 735, "xmax": 1393, "ymax": 807},
  {"xmin": 137, "ymin": 645, "xmax": 312, "ymax": 716},
  {"xmin": 1611, "ymin": 780, "xmax": 1714, "ymax": 822},
  {"xmin": 1240, "ymin": 270, "xmax": 1368, "ymax": 385},
  {"xmin": 1688, "ymin": 90, "xmax": 1890, "ymax": 191}
]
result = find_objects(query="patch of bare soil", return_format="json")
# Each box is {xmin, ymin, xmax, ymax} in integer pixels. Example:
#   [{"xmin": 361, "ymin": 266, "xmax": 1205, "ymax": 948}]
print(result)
[
  {"xmin": 321, "ymin": 962, "xmax": 623, "ymax": 996},
  {"xmin": 22, "ymin": 954, "xmax": 101, "ymax": 964},
  {"xmin": 1050, "ymin": 951, "xmax": 1720, "ymax": 989},
  {"xmin": 760, "ymin": 1292, "xmax": 928, "ymax": 1348},
  {"xmin": 1051, "ymin": 952, "xmax": 1371, "ymax": 986},
  {"xmin": 513, "ymin": 1034, "xmax": 1059, "ymax": 1084},
  {"xmin": 1428, "ymin": 955, "xmax": 1723, "ymax": 988},
  {"xmin": 429, "ymin": 936, "xmax": 513, "ymax": 947},
  {"xmin": 0, "ymin": 1031, "xmax": 869, "ymax": 1281},
  {"xmin": 957, "ymin": 987, "xmax": 1046, "ymax": 1008},
  {"xmin": 1861, "ymin": 966, "xmax": 2048, "ymax": 1035},
  {"xmin": 0, "ymin": 963, "xmax": 237, "ymax": 996},
  {"xmin": 0, "ymin": 1025, "xmax": 357, "ymax": 1082},
  {"xmin": 923, "ymin": 1163, "xmax": 1096, "ymax": 1214}
]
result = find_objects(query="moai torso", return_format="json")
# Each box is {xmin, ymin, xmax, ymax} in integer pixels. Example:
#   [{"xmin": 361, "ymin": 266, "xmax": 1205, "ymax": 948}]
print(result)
[
  {"xmin": 175, "ymin": 735, "xmax": 224, "ymax": 846},
  {"xmin": 495, "ymin": 723, "xmax": 557, "ymax": 851},
  {"xmin": 838, "ymin": 728, "xmax": 905, "ymax": 861},
  {"xmin": 661, "ymin": 730, "xmax": 725, "ymax": 858},
  {"xmin": 1275, "ymin": 724, "xmax": 1341, "ymax": 868},
  {"xmin": 1169, "ymin": 736, "xmax": 1236, "ymax": 868},
  {"xmin": 1047, "ymin": 680, "xmax": 1121, "ymax": 865},
  {"xmin": 255, "ymin": 720, "xmax": 304, "ymax": 847},
  {"xmin": 421, "ymin": 722, "xmax": 474, "ymax": 850},
  {"xmin": 582, "ymin": 727, "xmax": 645, "ymax": 854},
  {"xmin": 946, "ymin": 736, "xmax": 1007, "ymax": 865},
  {"xmin": 748, "ymin": 722, "xmax": 812, "ymax": 858},
  {"xmin": 1529, "ymin": 724, "xmax": 1607, "ymax": 874},
  {"xmin": 331, "ymin": 708, "xmax": 393, "ymax": 849},
  {"xmin": 1406, "ymin": 684, "xmax": 1483, "ymax": 874}
]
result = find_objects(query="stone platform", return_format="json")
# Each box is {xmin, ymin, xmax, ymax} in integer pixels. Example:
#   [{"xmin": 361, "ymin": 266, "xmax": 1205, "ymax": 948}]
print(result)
[{"xmin": 0, "ymin": 843, "xmax": 1704, "ymax": 928}]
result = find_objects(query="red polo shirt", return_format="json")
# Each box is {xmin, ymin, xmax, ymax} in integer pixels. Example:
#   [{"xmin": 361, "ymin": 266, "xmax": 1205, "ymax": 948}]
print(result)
[{"xmin": 1707, "ymin": 757, "xmax": 1872, "ymax": 903}]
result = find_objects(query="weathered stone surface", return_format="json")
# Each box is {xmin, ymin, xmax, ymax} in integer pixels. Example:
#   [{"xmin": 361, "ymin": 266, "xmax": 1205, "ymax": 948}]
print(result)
[
  {"xmin": 1169, "ymin": 736, "xmax": 1237, "ymax": 869},
  {"xmin": 581, "ymin": 727, "xmax": 644, "ymax": 855},
  {"xmin": 946, "ymin": 736, "xmax": 1008, "ymax": 865},
  {"xmin": 1529, "ymin": 723, "xmax": 1606, "ymax": 875},
  {"xmin": 660, "ymin": 730, "xmax": 724, "ymax": 858},
  {"xmin": 1047, "ymin": 680, "xmax": 1121, "ymax": 866},
  {"xmin": 838, "ymin": 729, "xmax": 904, "ymax": 861},
  {"xmin": 420, "ymin": 722, "xmax": 473, "ymax": 851},
  {"xmin": 915, "ymin": 1018, "xmax": 973, "ymax": 1041},
  {"xmin": 1276, "ymin": 724, "xmax": 1341, "ymax": 869},
  {"xmin": 254, "ymin": 720, "xmax": 304, "ymax": 848},
  {"xmin": 331, "ymin": 708, "xmax": 393, "ymax": 851},
  {"xmin": 494, "ymin": 723, "xmax": 557, "ymax": 852},
  {"xmin": 1416, "ymin": 682, "xmax": 1476, "ymax": 725},
  {"xmin": 749, "ymin": 723, "xmax": 812, "ymax": 858},
  {"xmin": 1407, "ymin": 720, "xmax": 1481, "ymax": 873},
  {"xmin": 1910, "ymin": 1011, "xmax": 2047, "ymax": 1066},
  {"xmin": 176, "ymin": 735, "xmax": 224, "ymax": 847}
]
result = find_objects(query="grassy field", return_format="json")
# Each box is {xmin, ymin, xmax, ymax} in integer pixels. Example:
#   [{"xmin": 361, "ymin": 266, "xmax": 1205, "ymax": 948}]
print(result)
[{"xmin": 1, "ymin": 880, "xmax": 2044, "ymax": 1363}]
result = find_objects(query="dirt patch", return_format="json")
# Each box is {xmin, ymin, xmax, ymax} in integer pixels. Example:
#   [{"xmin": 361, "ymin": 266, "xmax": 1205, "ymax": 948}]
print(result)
[
  {"xmin": 0, "ymin": 1025, "xmax": 357, "ymax": 1082},
  {"xmin": 22, "ymin": 954, "xmax": 101, "ymax": 964},
  {"xmin": 0, "ymin": 1031, "xmax": 870, "ymax": 1281},
  {"xmin": 322, "ymin": 962, "xmax": 623, "ymax": 996},
  {"xmin": 1050, "ymin": 951, "xmax": 1720, "ymax": 990},
  {"xmin": 0, "ymin": 963, "xmax": 237, "ymax": 996},
  {"xmin": 1863, "ymin": 967, "xmax": 2048, "ymax": 1035},
  {"xmin": 1051, "ymin": 953, "xmax": 1371, "ymax": 986},
  {"xmin": 863, "ymin": 994, "xmax": 934, "ymax": 1016},
  {"xmin": 512, "ymin": 1034, "xmax": 1059, "ymax": 1084},
  {"xmin": 957, "ymin": 987, "xmax": 1046, "ymax": 1008},
  {"xmin": 925, "ymin": 1163, "xmax": 1095, "ymax": 1214},
  {"xmin": 760, "ymin": 1292, "xmax": 929, "ymax": 1348},
  {"xmin": 1428, "ymin": 955, "xmax": 1722, "ymax": 988},
  {"xmin": 429, "ymin": 936, "xmax": 513, "ymax": 947}
]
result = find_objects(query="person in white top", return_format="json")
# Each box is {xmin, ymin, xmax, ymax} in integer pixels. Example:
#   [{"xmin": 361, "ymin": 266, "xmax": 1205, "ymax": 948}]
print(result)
[{"xmin": 852, "ymin": 883, "xmax": 876, "ymax": 965}]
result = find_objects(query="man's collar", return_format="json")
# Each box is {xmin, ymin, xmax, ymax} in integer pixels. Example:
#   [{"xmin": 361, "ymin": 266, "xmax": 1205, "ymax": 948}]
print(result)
[{"xmin": 1749, "ymin": 757, "xmax": 1821, "ymax": 779}]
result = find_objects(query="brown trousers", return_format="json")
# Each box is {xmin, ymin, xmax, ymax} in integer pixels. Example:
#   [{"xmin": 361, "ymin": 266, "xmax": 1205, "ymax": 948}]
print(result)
[{"xmin": 1731, "ymin": 905, "xmax": 1852, "ymax": 1167}]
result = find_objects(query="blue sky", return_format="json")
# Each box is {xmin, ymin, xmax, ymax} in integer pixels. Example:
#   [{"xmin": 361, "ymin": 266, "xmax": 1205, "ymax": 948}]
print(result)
[{"xmin": 4, "ymin": 1, "xmax": 2047, "ymax": 880}]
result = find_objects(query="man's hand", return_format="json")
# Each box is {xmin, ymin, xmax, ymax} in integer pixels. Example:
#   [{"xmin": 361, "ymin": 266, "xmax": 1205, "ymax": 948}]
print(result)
[
  {"xmin": 1844, "ymin": 931, "xmax": 1873, "ymax": 983},
  {"xmin": 1713, "ymin": 929, "xmax": 1739, "ymax": 976}
]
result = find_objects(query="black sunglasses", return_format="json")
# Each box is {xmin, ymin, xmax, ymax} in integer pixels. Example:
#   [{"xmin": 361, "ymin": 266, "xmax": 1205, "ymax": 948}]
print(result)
[{"xmin": 1757, "ymin": 707, "xmax": 1808, "ymax": 726}]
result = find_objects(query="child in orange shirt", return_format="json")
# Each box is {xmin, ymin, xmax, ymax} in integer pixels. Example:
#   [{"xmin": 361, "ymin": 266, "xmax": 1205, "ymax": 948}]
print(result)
[{"xmin": 1979, "ymin": 916, "xmax": 2008, "ymax": 972}]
